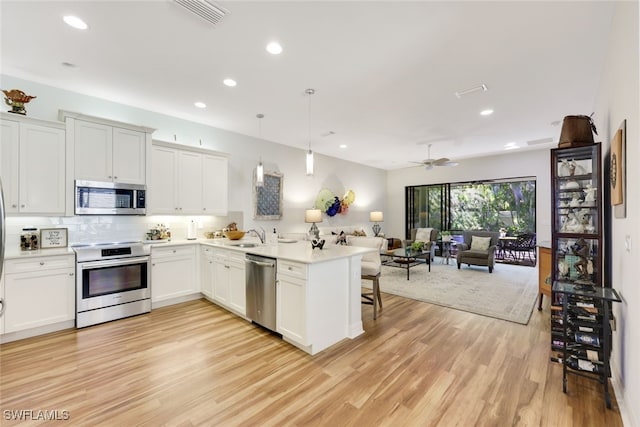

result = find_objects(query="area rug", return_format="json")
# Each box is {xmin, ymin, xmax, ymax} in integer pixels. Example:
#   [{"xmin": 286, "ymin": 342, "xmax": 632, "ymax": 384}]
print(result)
[{"xmin": 363, "ymin": 261, "xmax": 538, "ymax": 324}]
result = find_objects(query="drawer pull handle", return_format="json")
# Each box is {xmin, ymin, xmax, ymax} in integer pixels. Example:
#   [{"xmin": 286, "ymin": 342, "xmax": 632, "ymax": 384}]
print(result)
[
  {"xmin": 39, "ymin": 262, "xmax": 45, "ymax": 266},
  {"xmin": 69, "ymin": 273, "xmax": 74, "ymax": 276}
]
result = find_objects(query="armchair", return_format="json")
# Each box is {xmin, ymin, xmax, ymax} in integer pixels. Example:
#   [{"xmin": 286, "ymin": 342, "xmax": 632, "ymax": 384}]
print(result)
[
  {"xmin": 456, "ymin": 230, "xmax": 500, "ymax": 273},
  {"xmin": 406, "ymin": 228, "xmax": 439, "ymax": 261}
]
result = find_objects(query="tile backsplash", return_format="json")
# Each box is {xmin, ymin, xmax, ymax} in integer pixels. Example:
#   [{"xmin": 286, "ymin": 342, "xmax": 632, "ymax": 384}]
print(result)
[{"xmin": 4, "ymin": 212, "xmax": 243, "ymax": 248}]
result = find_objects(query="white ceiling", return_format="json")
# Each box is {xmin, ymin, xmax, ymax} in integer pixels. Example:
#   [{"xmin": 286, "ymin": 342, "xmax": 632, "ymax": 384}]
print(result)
[{"xmin": 1, "ymin": 1, "xmax": 615, "ymax": 170}]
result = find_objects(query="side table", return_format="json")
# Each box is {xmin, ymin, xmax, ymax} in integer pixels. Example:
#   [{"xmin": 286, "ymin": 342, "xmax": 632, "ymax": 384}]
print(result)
[{"xmin": 438, "ymin": 240, "xmax": 456, "ymax": 264}]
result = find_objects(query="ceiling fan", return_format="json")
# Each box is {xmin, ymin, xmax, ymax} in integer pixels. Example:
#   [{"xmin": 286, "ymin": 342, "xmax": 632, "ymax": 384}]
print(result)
[{"xmin": 413, "ymin": 144, "xmax": 458, "ymax": 170}]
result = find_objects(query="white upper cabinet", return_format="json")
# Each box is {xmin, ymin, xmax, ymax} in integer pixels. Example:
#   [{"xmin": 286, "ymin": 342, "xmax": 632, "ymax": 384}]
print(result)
[
  {"xmin": 60, "ymin": 111, "xmax": 154, "ymax": 188},
  {"xmin": 1, "ymin": 113, "xmax": 66, "ymax": 215},
  {"xmin": 150, "ymin": 141, "xmax": 228, "ymax": 216},
  {"xmin": 203, "ymin": 154, "xmax": 228, "ymax": 216}
]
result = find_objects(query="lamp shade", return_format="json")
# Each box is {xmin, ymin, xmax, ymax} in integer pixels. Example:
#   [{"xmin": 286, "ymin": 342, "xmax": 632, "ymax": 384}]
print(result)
[
  {"xmin": 305, "ymin": 209, "xmax": 322, "ymax": 223},
  {"xmin": 370, "ymin": 211, "xmax": 384, "ymax": 222}
]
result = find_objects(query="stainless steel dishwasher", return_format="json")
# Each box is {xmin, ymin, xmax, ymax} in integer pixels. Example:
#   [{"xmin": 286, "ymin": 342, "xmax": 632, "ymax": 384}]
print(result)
[{"xmin": 245, "ymin": 254, "xmax": 277, "ymax": 332}]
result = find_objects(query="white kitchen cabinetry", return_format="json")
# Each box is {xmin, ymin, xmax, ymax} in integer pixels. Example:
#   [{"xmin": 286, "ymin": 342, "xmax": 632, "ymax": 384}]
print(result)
[
  {"xmin": 276, "ymin": 257, "xmax": 352, "ymax": 355},
  {"xmin": 1, "ymin": 113, "xmax": 66, "ymax": 215},
  {"xmin": 2, "ymin": 255, "xmax": 75, "ymax": 334},
  {"xmin": 150, "ymin": 141, "xmax": 228, "ymax": 216},
  {"xmin": 200, "ymin": 246, "xmax": 215, "ymax": 299},
  {"xmin": 203, "ymin": 154, "xmax": 228, "ymax": 216},
  {"xmin": 212, "ymin": 248, "xmax": 246, "ymax": 316},
  {"xmin": 151, "ymin": 245, "xmax": 198, "ymax": 306},
  {"xmin": 60, "ymin": 111, "xmax": 154, "ymax": 186},
  {"xmin": 277, "ymin": 260, "xmax": 308, "ymax": 345}
]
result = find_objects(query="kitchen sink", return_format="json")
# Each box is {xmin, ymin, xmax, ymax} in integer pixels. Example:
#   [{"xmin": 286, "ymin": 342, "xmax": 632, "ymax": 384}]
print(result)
[{"xmin": 230, "ymin": 243, "xmax": 258, "ymax": 248}]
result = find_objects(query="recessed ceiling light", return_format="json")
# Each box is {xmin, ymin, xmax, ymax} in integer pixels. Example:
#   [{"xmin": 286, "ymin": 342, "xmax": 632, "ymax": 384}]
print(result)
[
  {"xmin": 61, "ymin": 62, "xmax": 77, "ymax": 68},
  {"xmin": 194, "ymin": 102, "xmax": 206, "ymax": 109},
  {"xmin": 339, "ymin": 144, "xmax": 347, "ymax": 149},
  {"xmin": 223, "ymin": 78, "xmax": 237, "ymax": 87},
  {"xmin": 63, "ymin": 15, "xmax": 88, "ymax": 30},
  {"xmin": 480, "ymin": 109, "xmax": 494, "ymax": 116},
  {"xmin": 266, "ymin": 42, "xmax": 283, "ymax": 55}
]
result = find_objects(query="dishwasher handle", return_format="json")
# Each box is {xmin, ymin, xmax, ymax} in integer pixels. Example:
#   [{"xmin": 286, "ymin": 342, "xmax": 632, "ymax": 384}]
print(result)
[{"xmin": 245, "ymin": 258, "xmax": 275, "ymax": 268}]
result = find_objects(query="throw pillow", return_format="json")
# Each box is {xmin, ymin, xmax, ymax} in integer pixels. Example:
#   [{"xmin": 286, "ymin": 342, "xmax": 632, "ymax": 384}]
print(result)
[
  {"xmin": 415, "ymin": 228, "xmax": 433, "ymax": 243},
  {"xmin": 353, "ymin": 229, "xmax": 367, "ymax": 236},
  {"xmin": 470, "ymin": 236, "xmax": 492, "ymax": 251}
]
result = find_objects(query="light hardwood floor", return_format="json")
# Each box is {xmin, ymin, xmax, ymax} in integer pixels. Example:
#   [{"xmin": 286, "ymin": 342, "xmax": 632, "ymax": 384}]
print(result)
[{"xmin": 0, "ymin": 293, "xmax": 623, "ymax": 426}]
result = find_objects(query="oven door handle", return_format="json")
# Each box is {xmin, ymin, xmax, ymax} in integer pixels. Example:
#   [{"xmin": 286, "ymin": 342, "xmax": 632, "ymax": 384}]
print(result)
[{"xmin": 78, "ymin": 256, "xmax": 150, "ymax": 270}]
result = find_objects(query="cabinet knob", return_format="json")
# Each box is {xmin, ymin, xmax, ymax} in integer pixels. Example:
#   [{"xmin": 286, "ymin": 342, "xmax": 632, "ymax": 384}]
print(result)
[
  {"xmin": 39, "ymin": 262, "xmax": 45, "ymax": 266},
  {"xmin": 12, "ymin": 204, "xmax": 16, "ymax": 208},
  {"xmin": 288, "ymin": 267, "xmax": 292, "ymax": 271},
  {"xmin": 114, "ymin": 176, "xmax": 118, "ymax": 179},
  {"xmin": 172, "ymin": 250, "xmax": 176, "ymax": 253},
  {"xmin": 69, "ymin": 272, "xmax": 74, "ymax": 276},
  {"xmin": 21, "ymin": 204, "xmax": 25, "ymax": 208},
  {"xmin": 152, "ymin": 263, "xmax": 156, "ymax": 266},
  {"xmin": 108, "ymin": 176, "xmax": 112, "ymax": 179},
  {"xmin": 225, "ymin": 265, "xmax": 230, "ymax": 269}
]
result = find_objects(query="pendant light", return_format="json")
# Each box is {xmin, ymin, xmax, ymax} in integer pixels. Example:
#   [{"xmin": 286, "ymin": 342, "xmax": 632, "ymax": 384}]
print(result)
[
  {"xmin": 255, "ymin": 113, "xmax": 264, "ymax": 187},
  {"xmin": 305, "ymin": 88, "xmax": 315, "ymax": 176}
]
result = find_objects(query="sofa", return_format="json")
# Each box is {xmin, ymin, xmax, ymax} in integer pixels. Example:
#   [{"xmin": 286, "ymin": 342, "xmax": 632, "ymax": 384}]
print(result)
[{"xmin": 456, "ymin": 230, "xmax": 500, "ymax": 273}]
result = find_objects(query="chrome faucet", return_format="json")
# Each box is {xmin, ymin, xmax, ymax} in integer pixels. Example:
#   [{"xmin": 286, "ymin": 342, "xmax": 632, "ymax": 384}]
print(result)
[{"xmin": 247, "ymin": 227, "xmax": 265, "ymax": 244}]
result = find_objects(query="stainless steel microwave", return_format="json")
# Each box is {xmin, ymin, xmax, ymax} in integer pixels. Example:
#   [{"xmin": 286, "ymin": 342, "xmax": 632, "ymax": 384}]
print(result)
[{"xmin": 75, "ymin": 180, "xmax": 146, "ymax": 215}]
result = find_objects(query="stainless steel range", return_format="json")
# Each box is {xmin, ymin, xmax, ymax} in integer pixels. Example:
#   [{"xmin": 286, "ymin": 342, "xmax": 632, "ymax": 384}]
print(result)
[{"xmin": 73, "ymin": 241, "xmax": 151, "ymax": 328}]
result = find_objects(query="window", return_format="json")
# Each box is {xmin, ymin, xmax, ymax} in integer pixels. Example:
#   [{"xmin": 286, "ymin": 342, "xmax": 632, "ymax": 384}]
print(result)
[{"xmin": 406, "ymin": 178, "xmax": 536, "ymax": 238}]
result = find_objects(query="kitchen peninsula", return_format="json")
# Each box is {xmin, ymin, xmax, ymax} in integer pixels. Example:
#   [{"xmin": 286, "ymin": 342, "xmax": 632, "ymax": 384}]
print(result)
[{"xmin": 166, "ymin": 238, "xmax": 374, "ymax": 355}]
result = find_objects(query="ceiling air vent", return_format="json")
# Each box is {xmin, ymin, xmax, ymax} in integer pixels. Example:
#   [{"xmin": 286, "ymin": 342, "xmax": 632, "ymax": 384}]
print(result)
[{"xmin": 174, "ymin": 0, "xmax": 229, "ymax": 27}]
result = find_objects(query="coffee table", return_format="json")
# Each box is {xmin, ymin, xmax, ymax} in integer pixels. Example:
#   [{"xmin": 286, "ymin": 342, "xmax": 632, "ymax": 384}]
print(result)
[{"xmin": 381, "ymin": 247, "xmax": 431, "ymax": 280}]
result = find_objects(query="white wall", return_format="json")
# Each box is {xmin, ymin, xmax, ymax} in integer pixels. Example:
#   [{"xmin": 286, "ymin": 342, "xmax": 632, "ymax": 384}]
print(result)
[
  {"xmin": 0, "ymin": 74, "xmax": 386, "ymax": 244},
  {"xmin": 385, "ymin": 149, "xmax": 551, "ymax": 241},
  {"xmin": 593, "ymin": 2, "xmax": 639, "ymax": 426}
]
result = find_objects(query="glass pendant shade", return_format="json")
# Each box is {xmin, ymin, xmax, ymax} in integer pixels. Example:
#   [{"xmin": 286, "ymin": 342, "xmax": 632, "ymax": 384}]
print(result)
[
  {"xmin": 256, "ymin": 161, "xmax": 264, "ymax": 187},
  {"xmin": 306, "ymin": 149, "xmax": 314, "ymax": 176}
]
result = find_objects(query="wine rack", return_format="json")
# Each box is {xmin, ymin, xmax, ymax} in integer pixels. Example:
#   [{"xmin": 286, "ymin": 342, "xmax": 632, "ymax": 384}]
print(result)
[{"xmin": 552, "ymin": 281, "xmax": 620, "ymax": 408}]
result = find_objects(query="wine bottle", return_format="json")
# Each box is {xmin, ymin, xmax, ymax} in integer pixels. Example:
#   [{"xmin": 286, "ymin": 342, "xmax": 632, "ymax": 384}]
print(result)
[
  {"xmin": 574, "ymin": 331, "xmax": 601, "ymax": 347},
  {"xmin": 567, "ymin": 347, "xmax": 604, "ymax": 362},
  {"xmin": 550, "ymin": 356, "xmax": 604, "ymax": 374}
]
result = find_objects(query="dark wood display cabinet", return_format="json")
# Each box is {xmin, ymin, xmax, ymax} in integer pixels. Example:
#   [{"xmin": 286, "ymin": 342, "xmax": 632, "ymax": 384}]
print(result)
[{"xmin": 549, "ymin": 143, "xmax": 619, "ymax": 408}]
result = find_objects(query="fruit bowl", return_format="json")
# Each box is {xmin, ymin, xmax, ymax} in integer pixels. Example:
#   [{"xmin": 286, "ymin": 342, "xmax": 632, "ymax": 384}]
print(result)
[{"xmin": 224, "ymin": 230, "xmax": 246, "ymax": 240}]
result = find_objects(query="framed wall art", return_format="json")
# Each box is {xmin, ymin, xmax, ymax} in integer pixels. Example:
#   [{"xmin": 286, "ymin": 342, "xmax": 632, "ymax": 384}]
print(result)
[
  {"xmin": 253, "ymin": 170, "xmax": 283, "ymax": 220},
  {"xmin": 40, "ymin": 228, "xmax": 69, "ymax": 249},
  {"xmin": 610, "ymin": 119, "xmax": 626, "ymax": 218}
]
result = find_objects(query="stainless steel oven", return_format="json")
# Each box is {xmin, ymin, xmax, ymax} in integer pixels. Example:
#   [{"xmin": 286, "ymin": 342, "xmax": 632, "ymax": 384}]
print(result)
[{"xmin": 74, "ymin": 242, "xmax": 151, "ymax": 328}]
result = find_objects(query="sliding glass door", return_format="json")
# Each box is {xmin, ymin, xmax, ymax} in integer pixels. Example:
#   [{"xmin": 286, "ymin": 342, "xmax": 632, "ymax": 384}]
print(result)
[{"xmin": 406, "ymin": 178, "xmax": 536, "ymax": 237}]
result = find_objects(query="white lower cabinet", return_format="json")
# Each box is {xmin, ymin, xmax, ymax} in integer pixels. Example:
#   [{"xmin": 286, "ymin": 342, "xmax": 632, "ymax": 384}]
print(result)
[
  {"xmin": 277, "ymin": 260, "xmax": 308, "ymax": 346},
  {"xmin": 3, "ymin": 255, "xmax": 75, "ymax": 334},
  {"xmin": 151, "ymin": 245, "xmax": 197, "ymax": 305},
  {"xmin": 212, "ymin": 248, "xmax": 246, "ymax": 316},
  {"xmin": 200, "ymin": 246, "xmax": 215, "ymax": 299}
]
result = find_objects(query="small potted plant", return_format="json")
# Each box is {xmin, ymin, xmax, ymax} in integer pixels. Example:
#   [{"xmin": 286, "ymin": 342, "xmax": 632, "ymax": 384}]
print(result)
[
  {"xmin": 410, "ymin": 241, "xmax": 425, "ymax": 252},
  {"xmin": 441, "ymin": 230, "xmax": 452, "ymax": 242}
]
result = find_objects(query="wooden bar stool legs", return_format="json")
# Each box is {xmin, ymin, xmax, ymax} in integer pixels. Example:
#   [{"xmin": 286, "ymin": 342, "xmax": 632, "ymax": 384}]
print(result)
[{"xmin": 362, "ymin": 272, "xmax": 382, "ymax": 319}]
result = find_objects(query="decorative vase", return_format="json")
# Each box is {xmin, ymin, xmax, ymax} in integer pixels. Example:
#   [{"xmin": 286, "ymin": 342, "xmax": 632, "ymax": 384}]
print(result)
[{"xmin": 2, "ymin": 89, "xmax": 37, "ymax": 115}]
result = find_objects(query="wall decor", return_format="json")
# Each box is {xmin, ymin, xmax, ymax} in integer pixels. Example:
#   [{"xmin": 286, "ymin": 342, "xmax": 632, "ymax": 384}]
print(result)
[
  {"xmin": 254, "ymin": 170, "xmax": 283, "ymax": 220},
  {"xmin": 315, "ymin": 188, "xmax": 355, "ymax": 216},
  {"xmin": 2, "ymin": 88, "xmax": 37, "ymax": 115},
  {"xmin": 610, "ymin": 119, "xmax": 626, "ymax": 218},
  {"xmin": 40, "ymin": 228, "xmax": 68, "ymax": 249}
]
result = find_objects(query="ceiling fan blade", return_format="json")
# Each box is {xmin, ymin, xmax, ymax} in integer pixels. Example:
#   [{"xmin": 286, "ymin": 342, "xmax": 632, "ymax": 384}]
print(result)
[{"xmin": 433, "ymin": 157, "xmax": 450, "ymax": 165}]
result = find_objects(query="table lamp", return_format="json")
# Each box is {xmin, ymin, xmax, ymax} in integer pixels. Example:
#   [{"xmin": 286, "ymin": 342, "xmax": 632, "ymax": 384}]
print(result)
[
  {"xmin": 370, "ymin": 211, "xmax": 383, "ymax": 236},
  {"xmin": 305, "ymin": 209, "xmax": 323, "ymax": 239}
]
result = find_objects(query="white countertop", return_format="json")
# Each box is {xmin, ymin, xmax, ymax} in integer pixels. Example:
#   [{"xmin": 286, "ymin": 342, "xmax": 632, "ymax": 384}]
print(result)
[
  {"xmin": 3, "ymin": 246, "xmax": 75, "ymax": 260},
  {"xmin": 1, "ymin": 238, "xmax": 373, "ymax": 264},
  {"xmin": 146, "ymin": 238, "xmax": 374, "ymax": 264}
]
